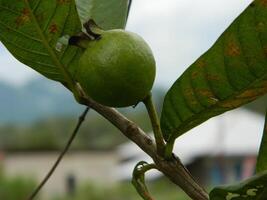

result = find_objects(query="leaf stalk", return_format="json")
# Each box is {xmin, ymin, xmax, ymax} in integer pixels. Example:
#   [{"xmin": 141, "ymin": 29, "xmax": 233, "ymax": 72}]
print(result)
[{"xmin": 143, "ymin": 93, "xmax": 166, "ymax": 157}]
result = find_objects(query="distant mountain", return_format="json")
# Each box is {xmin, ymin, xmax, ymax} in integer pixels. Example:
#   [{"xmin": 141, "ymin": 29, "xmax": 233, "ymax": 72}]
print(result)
[
  {"xmin": 0, "ymin": 78, "xmax": 84, "ymax": 124},
  {"xmin": 0, "ymin": 78, "xmax": 166, "ymax": 124}
]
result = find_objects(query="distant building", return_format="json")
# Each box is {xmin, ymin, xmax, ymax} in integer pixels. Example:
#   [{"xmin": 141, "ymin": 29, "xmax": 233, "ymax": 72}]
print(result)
[
  {"xmin": 117, "ymin": 108, "xmax": 264, "ymax": 185},
  {"xmin": 0, "ymin": 108, "xmax": 264, "ymax": 198},
  {"xmin": 0, "ymin": 151, "xmax": 119, "ymax": 198}
]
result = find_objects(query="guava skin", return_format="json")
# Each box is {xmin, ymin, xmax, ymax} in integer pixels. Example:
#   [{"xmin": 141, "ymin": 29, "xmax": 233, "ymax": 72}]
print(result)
[{"xmin": 77, "ymin": 29, "xmax": 156, "ymax": 107}]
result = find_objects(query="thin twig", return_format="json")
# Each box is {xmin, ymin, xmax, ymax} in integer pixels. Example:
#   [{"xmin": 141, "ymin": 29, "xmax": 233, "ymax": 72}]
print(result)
[{"xmin": 27, "ymin": 107, "xmax": 90, "ymax": 200}]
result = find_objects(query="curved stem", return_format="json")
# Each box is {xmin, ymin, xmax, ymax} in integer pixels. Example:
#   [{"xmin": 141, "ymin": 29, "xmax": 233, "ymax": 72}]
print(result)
[
  {"xmin": 143, "ymin": 93, "xmax": 166, "ymax": 156},
  {"xmin": 132, "ymin": 161, "xmax": 157, "ymax": 200},
  {"xmin": 27, "ymin": 107, "xmax": 90, "ymax": 200},
  {"xmin": 138, "ymin": 163, "xmax": 157, "ymax": 174}
]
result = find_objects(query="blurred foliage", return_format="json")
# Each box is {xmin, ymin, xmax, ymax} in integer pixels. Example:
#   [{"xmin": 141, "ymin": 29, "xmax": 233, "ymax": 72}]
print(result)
[
  {"xmin": 0, "ymin": 168, "xmax": 190, "ymax": 200},
  {"xmin": 51, "ymin": 179, "xmax": 190, "ymax": 200},
  {"xmin": 0, "ymin": 170, "xmax": 37, "ymax": 200},
  {"xmin": 0, "ymin": 110, "xmax": 152, "ymax": 151},
  {"xmin": 0, "ymin": 86, "xmax": 165, "ymax": 151}
]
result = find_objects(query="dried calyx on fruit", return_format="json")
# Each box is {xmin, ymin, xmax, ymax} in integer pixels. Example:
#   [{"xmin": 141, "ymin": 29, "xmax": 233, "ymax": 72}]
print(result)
[{"xmin": 70, "ymin": 20, "xmax": 156, "ymax": 107}]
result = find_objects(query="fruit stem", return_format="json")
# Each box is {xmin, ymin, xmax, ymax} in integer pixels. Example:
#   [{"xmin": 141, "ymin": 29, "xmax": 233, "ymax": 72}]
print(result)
[
  {"xmin": 143, "ymin": 93, "xmax": 166, "ymax": 157},
  {"xmin": 69, "ymin": 34, "xmax": 91, "ymax": 49},
  {"xmin": 83, "ymin": 19, "xmax": 104, "ymax": 40}
]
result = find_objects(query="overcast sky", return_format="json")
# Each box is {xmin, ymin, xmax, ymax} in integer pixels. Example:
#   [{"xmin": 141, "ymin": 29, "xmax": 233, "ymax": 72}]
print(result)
[{"xmin": 0, "ymin": 0, "xmax": 252, "ymax": 89}]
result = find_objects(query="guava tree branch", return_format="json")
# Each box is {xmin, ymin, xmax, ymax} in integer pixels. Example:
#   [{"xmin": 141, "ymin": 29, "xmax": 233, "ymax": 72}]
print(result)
[
  {"xmin": 84, "ymin": 96, "xmax": 156, "ymax": 156},
  {"xmin": 153, "ymin": 154, "xmax": 209, "ymax": 200},
  {"xmin": 82, "ymin": 97, "xmax": 209, "ymax": 200}
]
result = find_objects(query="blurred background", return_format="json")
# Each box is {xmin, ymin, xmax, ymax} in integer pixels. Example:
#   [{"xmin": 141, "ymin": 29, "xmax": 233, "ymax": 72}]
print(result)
[{"xmin": 0, "ymin": 0, "xmax": 266, "ymax": 199}]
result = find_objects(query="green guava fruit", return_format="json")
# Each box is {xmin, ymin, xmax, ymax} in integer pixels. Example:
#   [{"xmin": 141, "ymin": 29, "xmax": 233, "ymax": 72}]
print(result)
[{"xmin": 76, "ymin": 29, "xmax": 156, "ymax": 107}]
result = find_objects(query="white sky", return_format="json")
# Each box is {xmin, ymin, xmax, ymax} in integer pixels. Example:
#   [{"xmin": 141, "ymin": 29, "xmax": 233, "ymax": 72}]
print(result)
[{"xmin": 0, "ymin": 0, "xmax": 252, "ymax": 88}]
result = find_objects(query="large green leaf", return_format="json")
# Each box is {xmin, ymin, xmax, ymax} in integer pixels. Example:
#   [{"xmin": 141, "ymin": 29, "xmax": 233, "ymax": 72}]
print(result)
[
  {"xmin": 76, "ymin": 0, "xmax": 130, "ymax": 30},
  {"xmin": 209, "ymin": 171, "xmax": 267, "ymax": 200},
  {"xmin": 256, "ymin": 111, "xmax": 267, "ymax": 173},
  {"xmin": 0, "ymin": 0, "xmax": 130, "ymax": 84},
  {"xmin": 161, "ymin": 0, "xmax": 267, "ymax": 142},
  {"xmin": 0, "ymin": 0, "xmax": 82, "ymax": 83}
]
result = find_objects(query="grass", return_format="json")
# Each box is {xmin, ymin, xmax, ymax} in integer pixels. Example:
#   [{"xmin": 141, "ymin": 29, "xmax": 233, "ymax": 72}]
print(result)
[{"xmin": 0, "ymin": 167, "xmax": 191, "ymax": 200}]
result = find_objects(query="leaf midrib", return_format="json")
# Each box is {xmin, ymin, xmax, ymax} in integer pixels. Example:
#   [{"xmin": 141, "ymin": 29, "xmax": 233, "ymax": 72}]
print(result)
[{"xmin": 24, "ymin": 0, "xmax": 75, "ymax": 88}]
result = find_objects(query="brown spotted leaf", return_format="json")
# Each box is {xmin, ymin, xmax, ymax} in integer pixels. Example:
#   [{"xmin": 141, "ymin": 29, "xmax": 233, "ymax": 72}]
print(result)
[
  {"xmin": 0, "ymin": 0, "xmax": 83, "ymax": 83},
  {"xmin": 210, "ymin": 171, "xmax": 267, "ymax": 200},
  {"xmin": 161, "ymin": 0, "xmax": 267, "ymax": 142},
  {"xmin": 0, "ymin": 0, "xmax": 131, "ymax": 84}
]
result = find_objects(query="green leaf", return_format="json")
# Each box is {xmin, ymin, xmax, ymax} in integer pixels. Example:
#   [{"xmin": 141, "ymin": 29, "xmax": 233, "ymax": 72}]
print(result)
[
  {"xmin": 0, "ymin": 0, "xmax": 130, "ymax": 84},
  {"xmin": 209, "ymin": 171, "xmax": 267, "ymax": 200},
  {"xmin": 161, "ymin": 0, "xmax": 267, "ymax": 142},
  {"xmin": 256, "ymin": 111, "xmax": 267, "ymax": 173},
  {"xmin": 0, "ymin": 0, "xmax": 82, "ymax": 83},
  {"xmin": 76, "ymin": 0, "xmax": 130, "ymax": 30}
]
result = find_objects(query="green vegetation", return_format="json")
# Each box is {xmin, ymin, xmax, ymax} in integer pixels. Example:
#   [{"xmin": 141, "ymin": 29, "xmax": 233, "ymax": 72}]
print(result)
[
  {"xmin": 0, "ymin": 171, "xmax": 37, "ymax": 200},
  {"xmin": 53, "ymin": 180, "xmax": 190, "ymax": 200},
  {"xmin": 0, "ymin": 170, "xmax": 189, "ymax": 200},
  {"xmin": 0, "ymin": 110, "xmax": 152, "ymax": 151}
]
